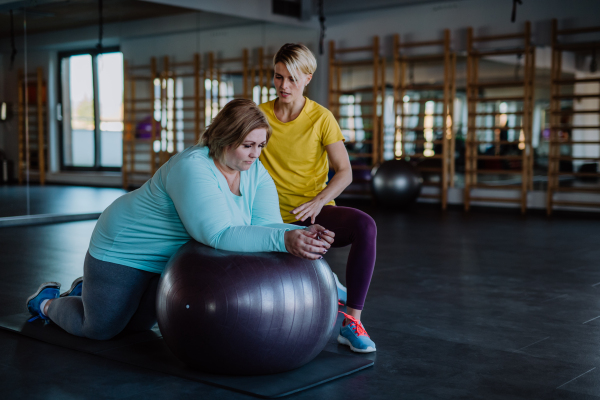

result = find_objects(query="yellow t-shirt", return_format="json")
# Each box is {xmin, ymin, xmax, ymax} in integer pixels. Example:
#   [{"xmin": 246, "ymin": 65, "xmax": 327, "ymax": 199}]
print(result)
[{"xmin": 259, "ymin": 97, "xmax": 345, "ymax": 223}]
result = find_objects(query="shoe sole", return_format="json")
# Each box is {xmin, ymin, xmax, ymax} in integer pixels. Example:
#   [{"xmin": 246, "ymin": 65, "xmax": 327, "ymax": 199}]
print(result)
[
  {"xmin": 25, "ymin": 282, "xmax": 61, "ymax": 310},
  {"xmin": 60, "ymin": 277, "xmax": 83, "ymax": 297},
  {"xmin": 337, "ymin": 334, "xmax": 376, "ymax": 353}
]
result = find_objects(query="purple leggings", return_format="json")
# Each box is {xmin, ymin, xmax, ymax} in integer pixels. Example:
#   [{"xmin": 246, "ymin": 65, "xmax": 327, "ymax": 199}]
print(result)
[{"xmin": 295, "ymin": 205, "xmax": 376, "ymax": 310}]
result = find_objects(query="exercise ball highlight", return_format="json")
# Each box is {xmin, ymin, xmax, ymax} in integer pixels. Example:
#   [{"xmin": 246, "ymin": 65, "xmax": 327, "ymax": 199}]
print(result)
[
  {"xmin": 371, "ymin": 160, "xmax": 423, "ymax": 207},
  {"xmin": 156, "ymin": 241, "xmax": 338, "ymax": 375}
]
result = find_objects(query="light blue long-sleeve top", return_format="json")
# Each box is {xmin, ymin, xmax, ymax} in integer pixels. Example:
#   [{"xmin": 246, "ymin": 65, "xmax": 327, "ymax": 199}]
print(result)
[{"xmin": 88, "ymin": 145, "xmax": 303, "ymax": 274}]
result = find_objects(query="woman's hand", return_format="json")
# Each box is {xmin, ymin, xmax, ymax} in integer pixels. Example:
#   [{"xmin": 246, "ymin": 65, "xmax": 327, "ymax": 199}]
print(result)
[
  {"xmin": 290, "ymin": 141, "xmax": 352, "ymax": 224},
  {"xmin": 284, "ymin": 225, "xmax": 332, "ymax": 259},
  {"xmin": 291, "ymin": 197, "xmax": 326, "ymax": 224},
  {"xmin": 304, "ymin": 224, "xmax": 335, "ymax": 247}
]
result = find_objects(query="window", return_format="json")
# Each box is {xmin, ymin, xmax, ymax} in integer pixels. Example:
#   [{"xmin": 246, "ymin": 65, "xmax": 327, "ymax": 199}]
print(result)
[{"xmin": 59, "ymin": 48, "xmax": 123, "ymax": 170}]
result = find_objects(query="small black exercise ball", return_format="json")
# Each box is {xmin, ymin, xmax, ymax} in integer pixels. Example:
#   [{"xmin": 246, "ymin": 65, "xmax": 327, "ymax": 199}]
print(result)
[
  {"xmin": 371, "ymin": 160, "xmax": 423, "ymax": 207},
  {"xmin": 156, "ymin": 241, "xmax": 338, "ymax": 375}
]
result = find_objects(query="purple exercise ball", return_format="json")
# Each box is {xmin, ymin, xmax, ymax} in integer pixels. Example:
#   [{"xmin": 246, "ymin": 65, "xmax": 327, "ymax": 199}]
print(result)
[{"xmin": 156, "ymin": 241, "xmax": 338, "ymax": 375}]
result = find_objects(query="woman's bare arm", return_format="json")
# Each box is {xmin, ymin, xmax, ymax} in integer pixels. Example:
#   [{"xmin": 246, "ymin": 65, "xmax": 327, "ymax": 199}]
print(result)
[{"xmin": 291, "ymin": 140, "xmax": 352, "ymax": 223}]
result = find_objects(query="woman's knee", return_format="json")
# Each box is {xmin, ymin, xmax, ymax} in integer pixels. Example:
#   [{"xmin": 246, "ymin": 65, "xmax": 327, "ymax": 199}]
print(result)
[
  {"xmin": 349, "ymin": 209, "xmax": 377, "ymax": 239},
  {"xmin": 81, "ymin": 312, "xmax": 131, "ymax": 340},
  {"xmin": 82, "ymin": 323, "xmax": 124, "ymax": 340}
]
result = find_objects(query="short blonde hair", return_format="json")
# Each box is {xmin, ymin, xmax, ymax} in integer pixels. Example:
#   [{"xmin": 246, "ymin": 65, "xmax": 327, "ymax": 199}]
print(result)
[
  {"xmin": 273, "ymin": 43, "xmax": 317, "ymax": 84},
  {"xmin": 198, "ymin": 99, "xmax": 272, "ymax": 161}
]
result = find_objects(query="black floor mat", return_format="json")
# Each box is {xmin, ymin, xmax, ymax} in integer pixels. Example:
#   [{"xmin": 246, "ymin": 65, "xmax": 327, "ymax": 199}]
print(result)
[{"xmin": 0, "ymin": 313, "xmax": 374, "ymax": 398}]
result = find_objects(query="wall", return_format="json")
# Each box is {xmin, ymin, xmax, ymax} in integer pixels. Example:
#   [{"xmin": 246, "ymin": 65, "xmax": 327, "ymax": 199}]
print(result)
[
  {"xmin": 0, "ymin": 0, "xmax": 599, "ymax": 184},
  {"xmin": 145, "ymin": 0, "xmax": 315, "ymax": 26},
  {"xmin": 0, "ymin": 12, "xmax": 318, "ymax": 181},
  {"xmin": 313, "ymin": 0, "xmax": 600, "ymax": 103},
  {"xmin": 0, "ymin": 52, "xmax": 4, "ymax": 157},
  {"xmin": 121, "ymin": 22, "xmax": 317, "ymax": 67}
]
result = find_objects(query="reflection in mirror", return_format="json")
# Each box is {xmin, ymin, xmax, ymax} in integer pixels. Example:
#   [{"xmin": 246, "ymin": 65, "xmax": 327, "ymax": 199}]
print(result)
[
  {"xmin": 98, "ymin": 52, "xmax": 124, "ymax": 168},
  {"xmin": 60, "ymin": 51, "xmax": 124, "ymax": 169},
  {"xmin": 63, "ymin": 54, "xmax": 95, "ymax": 167}
]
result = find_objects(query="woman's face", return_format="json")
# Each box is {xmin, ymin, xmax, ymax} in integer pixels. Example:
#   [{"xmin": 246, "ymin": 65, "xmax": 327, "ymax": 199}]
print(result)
[
  {"xmin": 223, "ymin": 128, "xmax": 267, "ymax": 171},
  {"xmin": 274, "ymin": 62, "xmax": 312, "ymax": 104}
]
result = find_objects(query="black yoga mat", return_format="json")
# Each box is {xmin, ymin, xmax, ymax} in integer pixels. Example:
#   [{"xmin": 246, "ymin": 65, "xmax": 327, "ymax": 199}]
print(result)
[{"xmin": 0, "ymin": 313, "xmax": 374, "ymax": 398}]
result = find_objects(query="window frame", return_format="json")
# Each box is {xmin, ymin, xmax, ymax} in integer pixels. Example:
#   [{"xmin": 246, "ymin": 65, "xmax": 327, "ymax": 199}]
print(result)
[{"xmin": 57, "ymin": 46, "xmax": 122, "ymax": 172}]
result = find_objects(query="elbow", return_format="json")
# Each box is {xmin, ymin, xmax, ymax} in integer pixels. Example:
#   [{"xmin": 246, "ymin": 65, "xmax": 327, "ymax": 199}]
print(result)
[
  {"xmin": 343, "ymin": 167, "xmax": 353, "ymax": 186},
  {"xmin": 189, "ymin": 232, "xmax": 218, "ymax": 250}
]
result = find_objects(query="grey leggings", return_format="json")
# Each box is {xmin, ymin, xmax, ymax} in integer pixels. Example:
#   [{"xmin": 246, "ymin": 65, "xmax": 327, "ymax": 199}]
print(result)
[{"xmin": 47, "ymin": 252, "xmax": 160, "ymax": 340}]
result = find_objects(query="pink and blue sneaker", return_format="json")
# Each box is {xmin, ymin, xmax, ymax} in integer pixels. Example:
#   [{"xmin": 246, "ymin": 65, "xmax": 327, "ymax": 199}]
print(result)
[
  {"xmin": 337, "ymin": 312, "xmax": 376, "ymax": 353},
  {"xmin": 60, "ymin": 276, "xmax": 83, "ymax": 297},
  {"xmin": 26, "ymin": 282, "xmax": 61, "ymax": 322}
]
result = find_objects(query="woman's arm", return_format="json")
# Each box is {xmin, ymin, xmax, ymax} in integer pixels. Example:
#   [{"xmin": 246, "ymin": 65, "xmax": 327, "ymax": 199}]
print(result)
[
  {"xmin": 166, "ymin": 157, "xmax": 288, "ymax": 252},
  {"xmin": 166, "ymin": 156, "xmax": 328, "ymax": 257},
  {"xmin": 252, "ymin": 164, "xmax": 334, "ymax": 258},
  {"xmin": 250, "ymin": 163, "xmax": 296, "ymax": 229},
  {"xmin": 291, "ymin": 140, "xmax": 352, "ymax": 223}
]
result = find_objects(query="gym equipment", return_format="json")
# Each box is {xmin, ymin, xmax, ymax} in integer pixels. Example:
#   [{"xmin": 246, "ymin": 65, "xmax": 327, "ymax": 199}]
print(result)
[
  {"xmin": 329, "ymin": 37, "xmax": 384, "ymax": 194},
  {"xmin": 464, "ymin": 22, "xmax": 535, "ymax": 214},
  {"xmin": 547, "ymin": 19, "xmax": 600, "ymax": 214},
  {"xmin": 123, "ymin": 54, "xmax": 205, "ymax": 188},
  {"xmin": 351, "ymin": 160, "xmax": 372, "ymax": 182},
  {"xmin": 17, "ymin": 67, "xmax": 47, "ymax": 185},
  {"xmin": 250, "ymin": 47, "xmax": 275, "ymax": 105},
  {"xmin": 156, "ymin": 240, "xmax": 339, "ymax": 375},
  {"xmin": 371, "ymin": 159, "xmax": 423, "ymax": 207},
  {"xmin": 353, "ymin": 167, "xmax": 372, "ymax": 182},
  {"xmin": 393, "ymin": 30, "xmax": 456, "ymax": 209},
  {"xmin": 135, "ymin": 116, "xmax": 159, "ymax": 139}
]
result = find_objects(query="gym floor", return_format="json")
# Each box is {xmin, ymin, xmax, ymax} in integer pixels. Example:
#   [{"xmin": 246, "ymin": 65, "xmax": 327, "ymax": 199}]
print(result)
[
  {"xmin": 0, "ymin": 185, "xmax": 126, "ymax": 218},
  {"xmin": 2, "ymin": 186, "xmax": 600, "ymax": 399}
]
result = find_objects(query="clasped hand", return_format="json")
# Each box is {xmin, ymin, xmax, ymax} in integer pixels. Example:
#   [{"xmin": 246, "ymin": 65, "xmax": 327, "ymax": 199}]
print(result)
[{"xmin": 284, "ymin": 224, "xmax": 335, "ymax": 260}]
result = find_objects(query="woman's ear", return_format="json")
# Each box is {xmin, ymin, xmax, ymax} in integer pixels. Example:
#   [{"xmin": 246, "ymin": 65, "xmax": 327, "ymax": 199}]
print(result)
[{"xmin": 304, "ymin": 74, "xmax": 313, "ymax": 87}]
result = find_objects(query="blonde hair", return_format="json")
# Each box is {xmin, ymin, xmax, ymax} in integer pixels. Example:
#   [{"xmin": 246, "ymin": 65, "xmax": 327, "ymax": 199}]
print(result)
[
  {"xmin": 273, "ymin": 43, "xmax": 317, "ymax": 84},
  {"xmin": 198, "ymin": 99, "xmax": 272, "ymax": 161}
]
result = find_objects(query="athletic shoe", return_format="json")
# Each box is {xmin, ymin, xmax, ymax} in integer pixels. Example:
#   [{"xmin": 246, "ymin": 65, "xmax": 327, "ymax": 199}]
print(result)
[
  {"xmin": 337, "ymin": 312, "xmax": 376, "ymax": 353},
  {"xmin": 332, "ymin": 272, "xmax": 347, "ymax": 305},
  {"xmin": 26, "ymin": 282, "xmax": 61, "ymax": 322},
  {"xmin": 60, "ymin": 276, "xmax": 83, "ymax": 297}
]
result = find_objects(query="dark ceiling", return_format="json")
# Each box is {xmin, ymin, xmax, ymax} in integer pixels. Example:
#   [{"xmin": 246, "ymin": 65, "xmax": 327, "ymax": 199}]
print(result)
[
  {"xmin": 0, "ymin": 0, "xmax": 194, "ymax": 39},
  {"xmin": 0, "ymin": 0, "xmax": 465, "ymax": 40}
]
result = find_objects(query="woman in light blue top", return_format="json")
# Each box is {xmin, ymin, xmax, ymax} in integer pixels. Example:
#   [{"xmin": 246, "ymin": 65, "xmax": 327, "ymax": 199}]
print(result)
[{"xmin": 26, "ymin": 99, "xmax": 334, "ymax": 340}]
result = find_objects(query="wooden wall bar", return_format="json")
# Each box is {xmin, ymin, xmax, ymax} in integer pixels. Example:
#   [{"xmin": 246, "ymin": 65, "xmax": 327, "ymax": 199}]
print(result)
[
  {"xmin": 464, "ymin": 22, "xmax": 535, "ymax": 214},
  {"xmin": 547, "ymin": 19, "xmax": 600, "ymax": 214},
  {"xmin": 17, "ymin": 67, "xmax": 47, "ymax": 185},
  {"xmin": 392, "ymin": 29, "xmax": 456, "ymax": 209}
]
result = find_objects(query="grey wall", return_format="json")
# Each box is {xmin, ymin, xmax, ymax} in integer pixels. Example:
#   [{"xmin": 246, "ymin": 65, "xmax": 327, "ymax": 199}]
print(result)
[
  {"xmin": 313, "ymin": 0, "xmax": 600, "ymax": 104},
  {"xmin": 0, "ymin": 13, "xmax": 318, "ymax": 178},
  {"xmin": 0, "ymin": 0, "xmax": 598, "ymax": 181}
]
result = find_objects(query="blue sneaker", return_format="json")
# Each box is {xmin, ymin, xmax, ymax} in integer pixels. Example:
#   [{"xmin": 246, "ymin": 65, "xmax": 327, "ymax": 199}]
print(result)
[
  {"xmin": 337, "ymin": 312, "xmax": 376, "ymax": 353},
  {"xmin": 332, "ymin": 272, "xmax": 347, "ymax": 305},
  {"xmin": 60, "ymin": 276, "xmax": 83, "ymax": 297},
  {"xmin": 26, "ymin": 282, "xmax": 61, "ymax": 322}
]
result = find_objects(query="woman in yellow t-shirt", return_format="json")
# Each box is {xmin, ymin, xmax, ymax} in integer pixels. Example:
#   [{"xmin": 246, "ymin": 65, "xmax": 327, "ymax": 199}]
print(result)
[{"xmin": 259, "ymin": 43, "xmax": 377, "ymax": 353}]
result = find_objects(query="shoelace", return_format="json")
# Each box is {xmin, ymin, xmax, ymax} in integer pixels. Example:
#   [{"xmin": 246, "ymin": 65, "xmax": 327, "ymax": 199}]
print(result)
[
  {"xmin": 338, "ymin": 310, "xmax": 370, "ymax": 338},
  {"xmin": 27, "ymin": 313, "xmax": 50, "ymax": 323}
]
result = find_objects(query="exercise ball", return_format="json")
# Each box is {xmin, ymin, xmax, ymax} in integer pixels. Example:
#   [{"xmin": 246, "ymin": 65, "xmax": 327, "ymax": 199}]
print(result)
[
  {"xmin": 156, "ymin": 241, "xmax": 338, "ymax": 375},
  {"xmin": 135, "ymin": 115, "xmax": 159, "ymax": 139},
  {"xmin": 351, "ymin": 160, "xmax": 372, "ymax": 182},
  {"xmin": 371, "ymin": 160, "xmax": 423, "ymax": 207}
]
